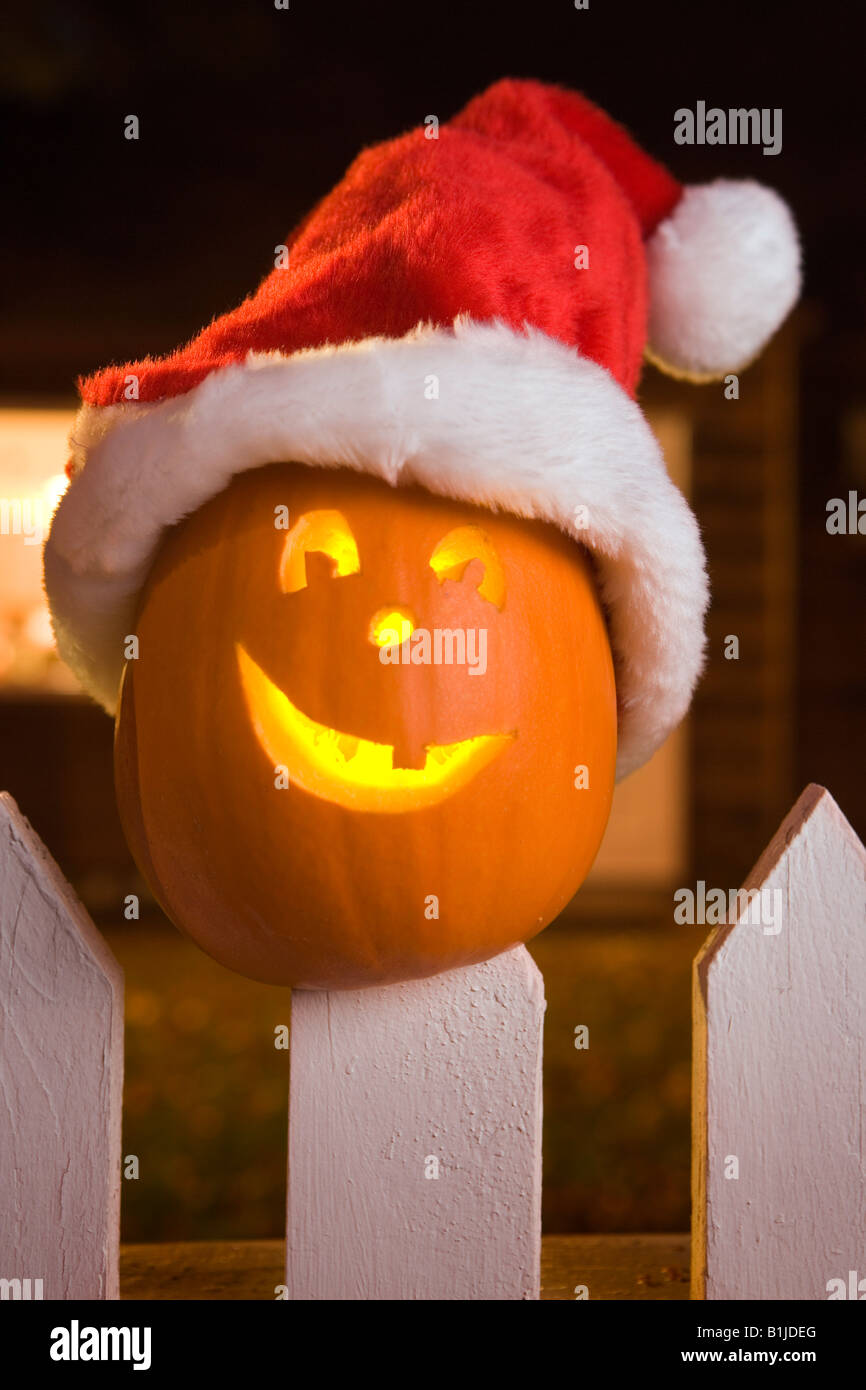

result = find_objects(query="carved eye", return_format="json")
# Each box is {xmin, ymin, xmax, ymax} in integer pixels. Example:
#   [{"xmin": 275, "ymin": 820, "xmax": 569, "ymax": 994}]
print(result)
[
  {"xmin": 429, "ymin": 526, "xmax": 506, "ymax": 609},
  {"xmin": 280, "ymin": 510, "xmax": 361, "ymax": 593}
]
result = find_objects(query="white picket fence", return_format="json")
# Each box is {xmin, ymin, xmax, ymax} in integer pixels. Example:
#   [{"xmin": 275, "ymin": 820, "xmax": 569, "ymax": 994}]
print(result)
[
  {"xmin": 0, "ymin": 784, "xmax": 863, "ymax": 1300},
  {"xmin": 0, "ymin": 793, "xmax": 123, "ymax": 1300}
]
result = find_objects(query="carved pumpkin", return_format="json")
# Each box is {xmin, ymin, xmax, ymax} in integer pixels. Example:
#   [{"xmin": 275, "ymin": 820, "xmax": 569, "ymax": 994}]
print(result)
[{"xmin": 115, "ymin": 462, "xmax": 617, "ymax": 988}]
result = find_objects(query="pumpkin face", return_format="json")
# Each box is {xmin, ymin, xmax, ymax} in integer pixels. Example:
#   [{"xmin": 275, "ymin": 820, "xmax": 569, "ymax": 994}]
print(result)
[{"xmin": 114, "ymin": 462, "xmax": 617, "ymax": 988}]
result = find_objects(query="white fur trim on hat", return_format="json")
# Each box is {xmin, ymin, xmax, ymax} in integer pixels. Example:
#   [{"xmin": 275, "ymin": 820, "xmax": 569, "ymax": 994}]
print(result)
[
  {"xmin": 646, "ymin": 180, "xmax": 801, "ymax": 381},
  {"xmin": 45, "ymin": 319, "xmax": 708, "ymax": 780}
]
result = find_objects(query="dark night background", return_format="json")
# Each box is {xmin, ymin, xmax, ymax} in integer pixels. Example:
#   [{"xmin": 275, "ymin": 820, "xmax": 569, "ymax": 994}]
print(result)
[
  {"xmin": 3, "ymin": 2, "xmax": 865, "ymax": 389},
  {"xmin": 1, "ymin": 1, "xmax": 864, "ymax": 1246}
]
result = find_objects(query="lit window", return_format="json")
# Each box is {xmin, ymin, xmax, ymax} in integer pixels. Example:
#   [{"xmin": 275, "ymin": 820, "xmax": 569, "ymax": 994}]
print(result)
[{"xmin": 0, "ymin": 407, "xmax": 78, "ymax": 693}]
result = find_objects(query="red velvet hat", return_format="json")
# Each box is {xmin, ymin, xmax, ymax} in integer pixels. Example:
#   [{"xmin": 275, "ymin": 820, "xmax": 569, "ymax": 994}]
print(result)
[{"xmin": 45, "ymin": 79, "xmax": 800, "ymax": 777}]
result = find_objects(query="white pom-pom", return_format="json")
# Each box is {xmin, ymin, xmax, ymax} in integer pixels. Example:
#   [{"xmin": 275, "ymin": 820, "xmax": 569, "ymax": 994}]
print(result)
[{"xmin": 646, "ymin": 180, "xmax": 801, "ymax": 380}]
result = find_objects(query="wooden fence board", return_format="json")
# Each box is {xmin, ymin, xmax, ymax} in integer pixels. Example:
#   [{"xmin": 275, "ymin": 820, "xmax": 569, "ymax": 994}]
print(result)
[
  {"xmin": 693, "ymin": 784, "xmax": 866, "ymax": 1299},
  {"xmin": 0, "ymin": 793, "xmax": 123, "ymax": 1299},
  {"xmin": 286, "ymin": 945, "xmax": 544, "ymax": 1300}
]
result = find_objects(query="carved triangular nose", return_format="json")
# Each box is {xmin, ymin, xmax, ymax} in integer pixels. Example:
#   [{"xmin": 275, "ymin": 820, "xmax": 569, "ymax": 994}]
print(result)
[{"xmin": 368, "ymin": 605, "xmax": 415, "ymax": 650}]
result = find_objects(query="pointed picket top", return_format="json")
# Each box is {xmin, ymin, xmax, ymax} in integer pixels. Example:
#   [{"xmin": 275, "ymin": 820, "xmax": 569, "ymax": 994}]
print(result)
[
  {"xmin": 0, "ymin": 793, "xmax": 123, "ymax": 1300},
  {"xmin": 693, "ymin": 784, "xmax": 866, "ymax": 1300}
]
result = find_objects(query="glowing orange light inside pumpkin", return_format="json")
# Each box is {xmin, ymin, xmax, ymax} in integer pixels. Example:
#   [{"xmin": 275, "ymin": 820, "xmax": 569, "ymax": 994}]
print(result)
[
  {"xmin": 368, "ymin": 606, "xmax": 416, "ymax": 649},
  {"xmin": 429, "ymin": 526, "xmax": 506, "ymax": 609},
  {"xmin": 235, "ymin": 642, "xmax": 514, "ymax": 813},
  {"xmin": 279, "ymin": 509, "xmax": 360, "ymax": 593}
]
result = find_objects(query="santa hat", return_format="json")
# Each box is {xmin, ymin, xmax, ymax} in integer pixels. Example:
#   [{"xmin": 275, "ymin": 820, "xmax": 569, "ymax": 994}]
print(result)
[{"xmin": 44, "ymin": 79, "xmax": 800, "ymax": 780}]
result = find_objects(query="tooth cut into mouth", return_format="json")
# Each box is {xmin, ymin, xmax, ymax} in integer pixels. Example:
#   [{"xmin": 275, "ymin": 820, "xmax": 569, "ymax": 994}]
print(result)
[{"xmin": 236, "ymin": 644, "xmax": 514, "ymax": 813}]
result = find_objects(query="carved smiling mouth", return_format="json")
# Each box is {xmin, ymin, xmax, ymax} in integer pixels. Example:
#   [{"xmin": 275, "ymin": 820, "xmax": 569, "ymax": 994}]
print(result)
[{"xmin": 236, "ymin": 644, "xmax": 515, "ymax": 813}]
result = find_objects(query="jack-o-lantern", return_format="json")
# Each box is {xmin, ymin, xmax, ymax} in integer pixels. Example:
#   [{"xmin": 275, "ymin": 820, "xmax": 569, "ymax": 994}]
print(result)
[
  {"xmin": 115, "ymin": 463, "xmax": 617, "ymax": 988},
  {"xmin": 46, "ymin": 80, "xmax": 797, "ymax": 992}
]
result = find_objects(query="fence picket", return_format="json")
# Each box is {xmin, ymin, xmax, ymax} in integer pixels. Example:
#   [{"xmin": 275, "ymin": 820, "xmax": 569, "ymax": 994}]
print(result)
[
  {"xmin": 0, "ymin": 793, "xmax": 123, "ymax": 1300},
  {"xmin": 693, "ymin": 784, "xmax": 866, "ymax": 1300},
  {"xmin": 285, "ymin": 945, "xmax": 544, "ymax": 1299}
]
